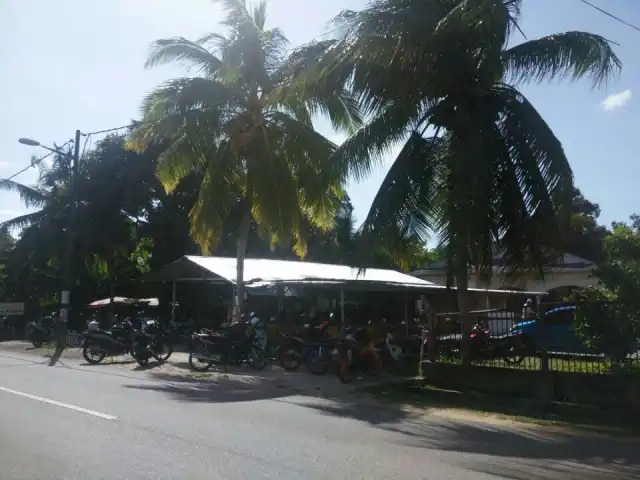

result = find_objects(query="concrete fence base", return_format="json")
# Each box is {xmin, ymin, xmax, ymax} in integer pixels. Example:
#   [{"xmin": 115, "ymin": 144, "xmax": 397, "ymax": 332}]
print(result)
[{"xmin": 422, "ymin": 362, "xmax": 640, "ymax": 409}]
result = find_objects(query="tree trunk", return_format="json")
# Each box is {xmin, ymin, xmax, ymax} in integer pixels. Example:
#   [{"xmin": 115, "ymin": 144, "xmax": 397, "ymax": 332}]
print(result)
[
  {"xmin": 455, "ymin": 267, "xmax": 473, "ymax": 367},
  {"xmin": 234, "ymin": 207, "xmax": 252, "ymax": 323}
]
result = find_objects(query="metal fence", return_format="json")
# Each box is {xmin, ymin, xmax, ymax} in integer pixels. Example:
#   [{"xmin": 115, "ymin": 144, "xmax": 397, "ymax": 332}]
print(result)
[
  {"xmin": 65, "ymin": 332, "xmax": 84, "ymax": 347},
  {"xmin": 428, "ymin": 303, "xmax": 640, "ymax": 375}
]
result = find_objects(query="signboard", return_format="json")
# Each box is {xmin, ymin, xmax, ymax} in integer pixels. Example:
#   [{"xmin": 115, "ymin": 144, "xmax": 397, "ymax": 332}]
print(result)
[{"xmin": 0, "ymin": 303, "xmax": 25, "ymax": 315}]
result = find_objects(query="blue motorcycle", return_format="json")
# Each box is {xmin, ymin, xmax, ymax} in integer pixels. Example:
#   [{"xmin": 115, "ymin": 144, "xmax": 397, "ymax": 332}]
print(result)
[{"xmin": 279, "ymin": 320, "xmax": 334, "ymax": 374}]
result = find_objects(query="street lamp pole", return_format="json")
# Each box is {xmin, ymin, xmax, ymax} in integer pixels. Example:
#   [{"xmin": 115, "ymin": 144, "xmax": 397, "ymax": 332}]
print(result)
[
  {"xmin": 18, "ymin": 130, "xmax": 81, "ymax": 358},
  {"xmin": 58, "ymin": 130, "xmax": 81, "ymax": 342}
]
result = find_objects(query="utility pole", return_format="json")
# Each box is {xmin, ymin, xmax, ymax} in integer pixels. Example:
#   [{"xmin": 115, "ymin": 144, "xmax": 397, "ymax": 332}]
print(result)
[
  {"xmin": 18, "ymin": 130, "xmax": 82, "ymax": 361},
  {"xmin": 54, "ymin": 129, "xmax": 81, "ymax": 356}
]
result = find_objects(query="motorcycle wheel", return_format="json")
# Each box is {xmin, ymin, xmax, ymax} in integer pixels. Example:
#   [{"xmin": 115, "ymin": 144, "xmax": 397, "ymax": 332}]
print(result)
[
  {"xmin": 82, "ymin": 345, "xmax": 106, "ymax": 365},
  {"xmin": 153, "ymin": 339, "xmax": 173, "ymax": 363},
  {"xmin": 248, "ymin": 348, "xmax": 267, "ymax": 371},
  {"xmin": 306, "ymin": 350, "xmax": 329, "ymax": 375},
  {"xmin": 279, "ymin": 348, "xmax": 301, "ymax": 372},
  {"xmin": 188, "ymin": 351, "xmax": 213, "ymax": 372},
  {"xmin": 32, "ymin": 340, "xmax": 43, "ymax": 349}
]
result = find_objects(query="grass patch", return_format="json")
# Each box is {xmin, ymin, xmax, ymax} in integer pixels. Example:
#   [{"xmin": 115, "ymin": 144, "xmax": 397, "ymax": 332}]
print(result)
[{"xmin": 363, "ymin": 380, "xmax": 640, "ymax": 435}]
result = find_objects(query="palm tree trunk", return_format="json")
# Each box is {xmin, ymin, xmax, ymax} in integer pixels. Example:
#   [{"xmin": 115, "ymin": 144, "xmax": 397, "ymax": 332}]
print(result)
[
  {"xmin": 234, "ymin": 207, "xmax": 251, "ymax": 323},
  {"xmin": 455, "ymin": 266, "xmax": 473, "ymax": 367}
]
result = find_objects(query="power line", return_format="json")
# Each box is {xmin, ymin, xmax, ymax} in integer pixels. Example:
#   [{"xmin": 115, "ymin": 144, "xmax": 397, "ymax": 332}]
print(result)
[
  {"xmin": 5, "ymin": 107, "xmax": 215, "ymax": 182},
  {"xmin": 1, "ymin": 140, "xmax": 72, "ymax": 182},
  {"xmin": 1, "ymin": 120, "xmax": 139, "ymax": 184},
  {"xmin": 83, "ymin": 121, "xmax": 140, "ymax": 136},
  {"xmin": 1, "ymin": 151, "xmax": 56, "ymax": 182},
  {"xmin": 578, "ymin": 0, "xmax": 640, "ymax": 33}
]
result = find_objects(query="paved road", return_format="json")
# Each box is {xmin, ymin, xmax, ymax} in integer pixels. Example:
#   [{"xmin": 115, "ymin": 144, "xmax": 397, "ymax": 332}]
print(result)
[{"xmin": 0, "ymin": 350, "xmax": 638, "ymax": 480}]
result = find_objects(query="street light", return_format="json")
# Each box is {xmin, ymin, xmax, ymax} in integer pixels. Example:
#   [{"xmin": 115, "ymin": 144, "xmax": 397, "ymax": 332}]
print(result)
[
  {"xmin": 18, "ymin": 138, "xmax": 41, "ymax": 147},
  {"xmin": 18, "ymin": 130, "xmax": 81, "ymax": 362},
  {"xmin": 19, "ymin": 138, "xmax": 72, "ymax": 158}
]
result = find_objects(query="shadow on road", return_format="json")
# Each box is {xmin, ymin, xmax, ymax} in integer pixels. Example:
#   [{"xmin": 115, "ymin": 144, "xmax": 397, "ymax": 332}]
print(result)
[
  {"xmin": 410, "ymin": 420, "xmax": 640, "ymax": 480},
  {"xmin": 123, "ymin": 375, "xmax": 296, "ymax": 403},
  {"xmin": 291, "ymin": 397, "xmax": 415, "ymax": 426},
  {"xmin": 282, "ymin": 382, "xmax": 640, "ymax": 479}
]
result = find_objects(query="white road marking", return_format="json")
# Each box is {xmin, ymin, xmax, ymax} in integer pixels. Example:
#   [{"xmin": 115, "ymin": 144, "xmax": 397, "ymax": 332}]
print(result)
[{"xmin": 0, "ymin": 386, "xmax": 117, "ymax": 420}]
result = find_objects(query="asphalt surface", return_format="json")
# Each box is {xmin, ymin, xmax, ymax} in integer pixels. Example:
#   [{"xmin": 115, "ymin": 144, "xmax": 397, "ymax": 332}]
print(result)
[{"xmin": 0, "ymin": 349, "xmax": 639, "ymax": 480}]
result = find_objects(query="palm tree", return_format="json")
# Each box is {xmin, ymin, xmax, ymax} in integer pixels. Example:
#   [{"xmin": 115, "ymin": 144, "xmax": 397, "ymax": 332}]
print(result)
[
  {"xmin": 293, "ymin": 0, "xmax": 620, "ymax": 362},
  {"xmin": 129, "ymin": 0, "xmax": 362, "ymax": 319}
]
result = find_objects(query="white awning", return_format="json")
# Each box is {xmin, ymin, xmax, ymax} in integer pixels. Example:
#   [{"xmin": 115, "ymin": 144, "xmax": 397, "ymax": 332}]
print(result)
[
  {"xmin": 146, "ymin": 256, "xmax": 546, "ymax": 295},
  {"xmin": 147, "ymin": 255, "xmax": 437, "ymax": 291},
  {"xmin": 87, "ymin": 297, "xmax": 159, "ymax": 308}
]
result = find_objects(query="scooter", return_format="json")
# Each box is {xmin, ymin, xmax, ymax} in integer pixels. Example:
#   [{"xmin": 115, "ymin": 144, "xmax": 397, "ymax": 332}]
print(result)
[{"xmin": 81, "ymin": 319, "xmax": 169, "ymax": 367}]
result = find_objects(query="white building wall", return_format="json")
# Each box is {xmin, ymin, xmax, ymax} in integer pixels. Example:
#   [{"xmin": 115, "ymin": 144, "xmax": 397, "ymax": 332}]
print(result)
[{"xmin": 417, "ymin": 270, "xmax": 597, "ymax": 292}]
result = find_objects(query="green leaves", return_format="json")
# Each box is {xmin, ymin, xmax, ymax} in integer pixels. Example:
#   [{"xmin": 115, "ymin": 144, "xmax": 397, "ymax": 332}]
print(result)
[
  {"xmin": 134, "ymin": 1, "xmax": 360, "ymax": 259},
  {"xmin": 569, "ymin": 218, "xmax": 640, "ymax": 361},
  {"xmin": 292, "ymin": 0, "xmax": 619, "ymax": 284},
  {"xmin": 145, "ymin": 37, "xmax": 223, "ymax": 76},
  {"xmin": 0, "ymin": 179, "xmax": 48, "ymax": 210},
  {"xmin": 502, "ymin": 31, "xmax": 622, "ymax": 88}
]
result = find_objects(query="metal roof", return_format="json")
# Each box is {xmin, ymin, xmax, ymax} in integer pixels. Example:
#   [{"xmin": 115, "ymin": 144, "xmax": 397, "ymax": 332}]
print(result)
[
  {"xmin": 146, "ymin": 256, "xmax": 546, "ymax": 295},
  {"xmin": 148, "ymin": 255, "xmax": 435, "ymax": 290},
  {"xmin": 87, "ymin": 297, "xmax": 159, "ymax": 308}
]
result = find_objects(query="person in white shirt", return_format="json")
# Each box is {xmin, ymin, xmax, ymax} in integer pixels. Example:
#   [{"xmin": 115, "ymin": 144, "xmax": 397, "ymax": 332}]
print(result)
[{"xmin": 522, "ymin": 298, "xmax": 536, "ymax": 320}]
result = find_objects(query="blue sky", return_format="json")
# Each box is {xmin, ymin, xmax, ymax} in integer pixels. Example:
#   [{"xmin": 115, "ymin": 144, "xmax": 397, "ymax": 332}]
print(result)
[{"xmin": 1, "ymin": 0, "xmax": 638, "ymax": 233}]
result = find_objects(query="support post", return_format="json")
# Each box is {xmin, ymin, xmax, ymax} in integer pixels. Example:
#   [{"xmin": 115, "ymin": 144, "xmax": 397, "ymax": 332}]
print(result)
[
  {"xmin": 404, "ymin": 292, "xmax": 409, "ymax": 337},
  {"xmin": 276, "ymin": 283, "xmax": 284, "ymax": 313},
  {"xmin": 536, "ymin": 294, "xmax": 549, "ymax": 372},
  {"xmin": 340, "ymin": 288, "xmax": 345, "ymax": 326},
  {"xmin": 171, "ymin": 280, "xmax": 177, "ymax": 323}
]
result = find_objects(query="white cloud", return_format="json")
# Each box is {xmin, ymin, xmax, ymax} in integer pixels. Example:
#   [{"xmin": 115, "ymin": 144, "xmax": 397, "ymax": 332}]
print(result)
[
  {"xmin": 0, "ymin": 160, "xmax": 10, "ymax": 170},
  {"xmin": 0, "ymin": 209, "xmax": 23, "ymax": 218},
  {"xmin": 601, "ymin": 89, "xmax": 632, "ymax": 111}
]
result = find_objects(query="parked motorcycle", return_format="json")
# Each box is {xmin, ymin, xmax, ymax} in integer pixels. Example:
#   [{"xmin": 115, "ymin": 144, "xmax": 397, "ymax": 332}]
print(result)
[
  {"xmin": 469, "ymin": 323, "xmax": 527, "ymax": 364},
  {"xmin": 188, "ymin": 315, "xmax": 267, "ymax": 372},
  {"xmin": 27, "ymin": 316, "xmax": 55, "ymax": 348},
  {"xmin": 279, "ymin": 320, "xmax": 333, "ymax": 374},
  {"xmin": 335, "ymin": 325, "xmax": 383, "ymax": 384},
  {"xmin": 138, "ymin": 318, "xmax": 173, "ymax": 363},
  {"xmin": 81, "ymin": 318, "xmax": 172, "ymax": 367}
]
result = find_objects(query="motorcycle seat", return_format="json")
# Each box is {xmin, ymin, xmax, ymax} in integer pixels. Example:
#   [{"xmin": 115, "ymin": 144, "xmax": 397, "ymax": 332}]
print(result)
[
  {"xmin": 194, "ymin": 331, "xmax": 227, "ymax": 344},
  {"xmin": 85, "ymin": 328, "xmax": 113, "ymax": 335}
]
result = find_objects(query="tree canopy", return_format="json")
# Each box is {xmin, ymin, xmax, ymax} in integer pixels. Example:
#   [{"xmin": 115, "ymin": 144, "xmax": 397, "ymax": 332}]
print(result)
[
  {"xmin": 0, "ymin": 0, "xmax": 624, "ymax": 339},
  {"xmin": 288, "ymin": 0, "xmax": 619, "ymax": 362},
  {"xmin": 0, "ymin": 134, "xmax": 427, "ymax": 319}
]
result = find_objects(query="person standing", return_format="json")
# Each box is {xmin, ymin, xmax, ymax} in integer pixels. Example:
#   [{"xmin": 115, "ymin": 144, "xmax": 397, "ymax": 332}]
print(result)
[{"xmin": 522, "ymin": 298, "xmax": 536, "ymax": 320}]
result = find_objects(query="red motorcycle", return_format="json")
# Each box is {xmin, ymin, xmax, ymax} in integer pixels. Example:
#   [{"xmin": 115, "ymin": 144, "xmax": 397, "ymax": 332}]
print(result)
[
  {"xmin": 469, "ymin": 323, "xmax": 527, "ymax": 364},
  {"xmin": 422, "ymin": 322, "xmax": 527, "ymax": 364},
  {"xmin": 335, "ymin": 326, "xmax": 383, "ymax": 384}
]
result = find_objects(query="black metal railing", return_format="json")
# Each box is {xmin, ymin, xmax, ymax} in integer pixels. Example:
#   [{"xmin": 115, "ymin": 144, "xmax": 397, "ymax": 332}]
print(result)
[{"xmin": 426, "ymin": 303, "xmax": 640, "ymax": 375}]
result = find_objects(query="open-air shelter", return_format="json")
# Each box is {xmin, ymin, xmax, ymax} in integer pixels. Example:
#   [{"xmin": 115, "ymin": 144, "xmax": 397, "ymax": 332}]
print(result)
[{"xmin": 146, "ymin": 256, "xmax": 545, "ymax": 327}]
